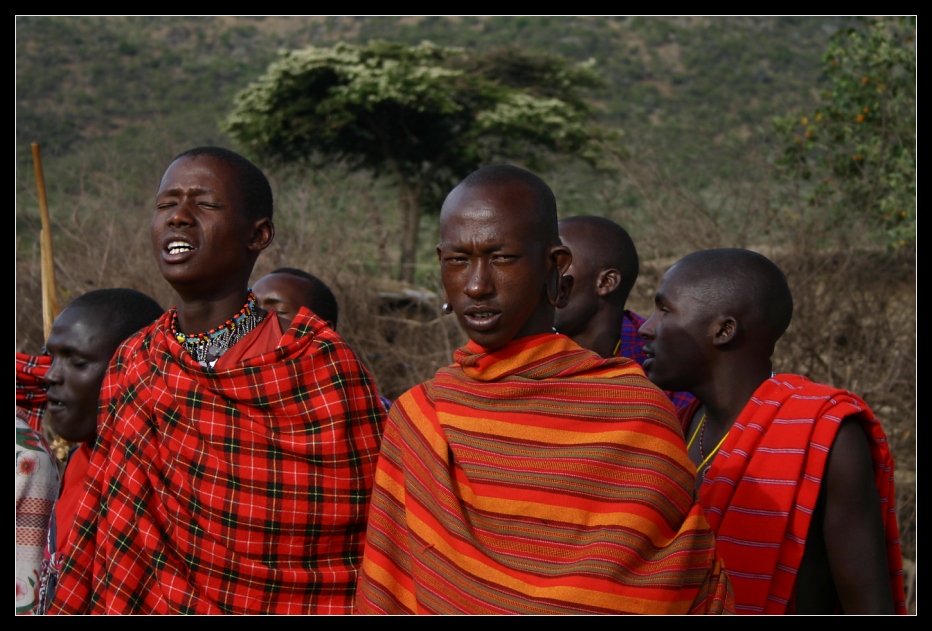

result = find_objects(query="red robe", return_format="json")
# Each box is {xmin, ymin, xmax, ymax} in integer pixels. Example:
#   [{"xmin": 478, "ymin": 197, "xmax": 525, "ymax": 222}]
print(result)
[
  {"xmin": 50, "ymin": 308, "xmax": 385, "ymax": 614},
  {"xmin": 681, "ymin": 374, "xmax": 906, "ymax": 614},
  {"xmin": 356, "ymin": 333, "xmax": 733, "ymax": 614}
]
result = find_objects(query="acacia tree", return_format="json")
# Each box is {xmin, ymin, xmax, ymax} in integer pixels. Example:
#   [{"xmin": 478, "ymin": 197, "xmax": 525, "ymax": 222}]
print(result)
[
  {"xmin": 773, "ymin": 17, "xmax": 915, "ymax": 249},
  {"xmin": 222, "ymin": 41, "xmax": 602, "ymax": 282}
]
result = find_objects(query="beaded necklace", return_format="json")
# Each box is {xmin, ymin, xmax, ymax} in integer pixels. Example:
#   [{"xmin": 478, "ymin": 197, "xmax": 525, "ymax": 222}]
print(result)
[
  {"xmin": 686, "ymin": 413, "xmax": 729, "ymax": 480},
  {"xmin": 172, "ymin": 291, "xmax": 263, "ymax": 368}
]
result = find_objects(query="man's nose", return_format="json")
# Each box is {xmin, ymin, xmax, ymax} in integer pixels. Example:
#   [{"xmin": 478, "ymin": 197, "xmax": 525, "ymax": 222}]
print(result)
[
  {"xmin": 464, "ymin": 260, "xmax": 493, "ymax": 298},
  {"xmin": 167, "ymin": 199, "xmax": 195, "ymax": 227},
  {"xmin": 44, "ymin": 358, "xmax": 63, "ymax": 386},
  {"xmin": 638, "ymin": 314, "xmax": 657, "ymax": 340}
]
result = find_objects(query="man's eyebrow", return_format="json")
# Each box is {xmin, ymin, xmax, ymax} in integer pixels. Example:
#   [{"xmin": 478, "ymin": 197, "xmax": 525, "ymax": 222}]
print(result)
[
  {"xmin": 157, "ymin": 186, "xmax": 216, "ymax": 197},
  {"xmin": 44, "ymin": 343, "xmax": 79, "ymax": 355}
]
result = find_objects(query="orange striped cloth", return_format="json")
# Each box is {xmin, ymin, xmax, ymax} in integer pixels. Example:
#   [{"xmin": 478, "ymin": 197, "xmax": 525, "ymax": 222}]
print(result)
[
  {"xmin": 693, "ymin": 374, "xmax": 906, "ymax": 614},
  {"xmin": 355, "ymin": 333, "xmax": 733, "ymax": 614}
]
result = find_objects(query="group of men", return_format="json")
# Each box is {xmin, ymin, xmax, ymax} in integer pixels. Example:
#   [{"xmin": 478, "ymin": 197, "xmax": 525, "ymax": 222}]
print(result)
[{"xmin": 16, "ymin": 146, "xmax": 906, "ymax": 615}]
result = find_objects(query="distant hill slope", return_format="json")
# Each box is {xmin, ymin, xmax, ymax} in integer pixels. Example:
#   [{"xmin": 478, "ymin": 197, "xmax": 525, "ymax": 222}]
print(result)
[{"xmin": 16, "ymin": 16, "xmax": 849, "ymax": 199}]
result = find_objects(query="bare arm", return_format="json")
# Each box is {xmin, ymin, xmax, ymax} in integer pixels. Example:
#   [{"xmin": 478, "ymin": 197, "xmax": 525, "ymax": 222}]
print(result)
[{"xmin": 821, "ymin": 417, "xmax": 895, "ymax": 614}]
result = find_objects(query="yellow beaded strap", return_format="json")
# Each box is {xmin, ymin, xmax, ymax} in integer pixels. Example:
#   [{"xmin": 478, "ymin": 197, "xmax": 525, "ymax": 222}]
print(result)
[
  {"xmin": 686, "ymin": 414, "xmax": 729, "ymax": 476},
  {"xmin": 686, "ymin": 413, "xmax": 705, "ymax": 451},
  {"xmin": 612, "ymin": 338, "xmax": 621, "ymax": 357}
]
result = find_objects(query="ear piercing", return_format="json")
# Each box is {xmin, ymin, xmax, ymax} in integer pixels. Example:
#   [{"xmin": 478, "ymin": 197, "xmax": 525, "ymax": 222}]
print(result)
[{"xmin": 442, "ymin": 303, "xmax": 453, "ymax": 314}]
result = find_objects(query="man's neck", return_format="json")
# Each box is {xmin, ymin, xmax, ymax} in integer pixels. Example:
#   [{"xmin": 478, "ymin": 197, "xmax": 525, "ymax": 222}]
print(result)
[
  {"xmin": 574, "ymin": 307, "xmax": 626, "ymax": 359},
  {"xmin": 694, "ymin": 362, "xmax": 774, "ymax": 434},
  {"xmin": 175, "ymin": 290, "xmax": 253, "ymax": 335}
]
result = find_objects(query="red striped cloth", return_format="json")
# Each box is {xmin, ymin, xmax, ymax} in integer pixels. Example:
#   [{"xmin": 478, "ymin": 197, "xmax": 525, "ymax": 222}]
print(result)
[
  {"xmin": 355, "ymin": 333, "xmax": 733, "ymax": 614},
  {"xmin": 687, "ymin": 374, "xmax": 906, "ymax": 614},
  {"xmin": 49, "ymin": 308, "xmax": 385, "ymax": 614},
  {"xmin": 15, "ymin": 353, "xmax": 51, "ymax": 432}
]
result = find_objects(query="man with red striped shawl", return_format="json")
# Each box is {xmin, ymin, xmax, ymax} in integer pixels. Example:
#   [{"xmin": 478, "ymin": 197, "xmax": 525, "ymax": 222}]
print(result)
[
  {"xmin": 354, "ymin": 165, "xmax": 733, "ymax": 614},
  {"xmin": 638, "ymin": 248, "xmax": 906, "ymax": 614},
  {"xmin": 49, "ymin": 147, "xmax": 385, "ymax": 614}
]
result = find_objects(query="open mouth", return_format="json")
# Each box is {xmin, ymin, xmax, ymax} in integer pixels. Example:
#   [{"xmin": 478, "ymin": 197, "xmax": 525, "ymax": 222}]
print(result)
[
  {"xmin": 166, "ymin": 241, "xmax": 194, "ymax": 255},
  {"xmin": 463, "ymin": 307, "xmax": 502, "ymax": 331}
]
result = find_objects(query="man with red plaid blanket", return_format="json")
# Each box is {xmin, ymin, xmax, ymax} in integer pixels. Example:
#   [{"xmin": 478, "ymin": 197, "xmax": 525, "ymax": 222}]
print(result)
[{"xmin": 50, "ymin": 147, "xmax": 385, "ymax": 614}]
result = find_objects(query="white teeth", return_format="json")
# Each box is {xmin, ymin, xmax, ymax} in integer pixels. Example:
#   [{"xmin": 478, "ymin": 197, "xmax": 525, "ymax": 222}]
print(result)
[{"xmin": 167, "ymin": 241, "xmax": 193, "ymax": 255}]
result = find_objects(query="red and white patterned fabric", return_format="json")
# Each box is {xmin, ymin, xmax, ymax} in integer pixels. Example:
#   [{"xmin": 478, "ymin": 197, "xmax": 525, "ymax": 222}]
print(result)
[
  {"xmin": 15, "ymin": 417, "xmax": 60, "ymax": 615},
  {"xmin": 50, "ymin": 307, "xmax": 385, "ymax": 614},
  {"xmin": 16, "ymin": 353, "xmax": 51, "ymax": 432},
  {"xmin": 681, "ymin": 374, "xmax": 907, "ymax": 614}
]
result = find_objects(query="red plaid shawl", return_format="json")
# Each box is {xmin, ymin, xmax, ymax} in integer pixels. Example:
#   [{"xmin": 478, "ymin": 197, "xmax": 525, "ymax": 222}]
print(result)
[
  {"xmin": 16, "ymin": 353, "xmax": 51, "ymax": 432},
  {"xmin": 356, "ymin": 333, "xmax": 733, "ymax": 614},
  {"xmin": 50, "ymin": 308, "xmax": 385, "ymax": 614},
  {"xmin": 687, "ymin": 374, "xmax": 906, "ymax": 614}
]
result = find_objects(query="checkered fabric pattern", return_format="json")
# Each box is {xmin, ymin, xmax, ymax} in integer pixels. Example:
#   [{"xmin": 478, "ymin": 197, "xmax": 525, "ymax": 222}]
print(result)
[
  {"xmin": 15, "ymin": 353, "xmax": 51, "ymax": 432},
  {"xmin": 619, "ymin": 310, "xmax": 696, "ymax": 412},
  {"xmin": 50, "ymin": 308, "xmax": 385, "ymax": 614}
]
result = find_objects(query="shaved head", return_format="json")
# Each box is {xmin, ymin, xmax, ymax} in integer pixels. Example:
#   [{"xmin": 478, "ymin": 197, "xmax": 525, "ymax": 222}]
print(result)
[
  {"xmin": 670, "ymin": 248, "xmax": 793, "ymax": 348},
  {"xmin": 558, "ymin": 216, "xmax": 639, "ymax": 304},
  {"xmin": 444, "ymin": 164, "xmax": 559, "ymax": 247}
]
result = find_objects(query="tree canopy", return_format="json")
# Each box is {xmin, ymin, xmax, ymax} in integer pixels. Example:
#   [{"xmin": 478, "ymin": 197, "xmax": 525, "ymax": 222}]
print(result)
[
  {"xmin": 773, "ymin": 17, "xmax": 915, "ymax": 249},
  {"xmin": 223, "ymin": 40, "xmax": 603, "ymax": 281}
]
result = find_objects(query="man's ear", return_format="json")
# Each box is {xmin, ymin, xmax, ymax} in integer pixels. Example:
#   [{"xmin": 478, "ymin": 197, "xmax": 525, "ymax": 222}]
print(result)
[
  {"xmin": 711, "ymin": 316, "xmax": 738, "ymax": 347},
  {"xmin": 546, "ymin": 244, "xmax": 573, "ymax": 307},
  {"xmin": 596, "ymin": 268, "xmax": 622, "ymax": 298},
  {"xmin": 553, "ymin": 274, "xmax": 574, "ymax": 309},
  {"xmin": 248, "ymin": 218, "xmax": 275, "ymax": 253}
]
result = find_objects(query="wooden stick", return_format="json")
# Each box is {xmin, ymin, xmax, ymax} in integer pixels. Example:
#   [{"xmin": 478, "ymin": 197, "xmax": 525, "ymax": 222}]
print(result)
[{"xmin": 33, "ymin": 142, "xmax": 60, "ymax": 340}]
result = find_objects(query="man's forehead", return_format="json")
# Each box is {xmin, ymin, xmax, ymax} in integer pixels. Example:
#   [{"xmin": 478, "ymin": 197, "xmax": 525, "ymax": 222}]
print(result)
[
  {"xmin": 256, "ymin": 273, "xmax": 313, "ymax": 296},
  {"xmin": 160, "ymin": 155, "xmax": 234, "ymax": 187},
  {"xmin": 48, "ymin": 306, "xmax": 113, "ymax": 345},
  {"xmin": 443, "ymin": 183, "xmax": 546, "ymax": 234}
]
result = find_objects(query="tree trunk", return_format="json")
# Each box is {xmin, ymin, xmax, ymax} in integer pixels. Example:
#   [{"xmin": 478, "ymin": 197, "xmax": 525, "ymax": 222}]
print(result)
[{"xmin": 397, "ymin": 183, "xmax": 420, "ymax": 284}]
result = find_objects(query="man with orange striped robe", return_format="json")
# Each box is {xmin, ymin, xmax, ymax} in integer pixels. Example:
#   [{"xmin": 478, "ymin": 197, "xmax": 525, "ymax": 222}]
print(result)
[{"xmin": 355, "ymin": 165, "xmax": 732, "ymax": 614}]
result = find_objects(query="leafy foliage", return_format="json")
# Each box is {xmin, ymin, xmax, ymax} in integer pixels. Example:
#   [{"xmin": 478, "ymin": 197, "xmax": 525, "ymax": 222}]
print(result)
[
  {"xmin": 222, "ymin": 40, "xmax": 603, "ymax": 281},
  {"xmin": 773, "ymin": 17, "xmax": 916, "ymax": 248}
]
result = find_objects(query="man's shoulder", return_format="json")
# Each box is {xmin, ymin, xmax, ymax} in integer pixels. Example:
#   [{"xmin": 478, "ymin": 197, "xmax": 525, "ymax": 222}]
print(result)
[
  {"xmin": 745, "ymin": 374, "xmax": 876, "ymax": 428},
  {"xmin": 760, "ymin": 374, "xmax": 871, "ymax": 405}
]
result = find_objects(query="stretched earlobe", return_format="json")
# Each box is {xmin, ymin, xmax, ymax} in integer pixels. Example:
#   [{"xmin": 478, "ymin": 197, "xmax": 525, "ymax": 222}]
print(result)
[{"xmin": 547, "ymin": 245, "xmax": 573, "ymax": 308}]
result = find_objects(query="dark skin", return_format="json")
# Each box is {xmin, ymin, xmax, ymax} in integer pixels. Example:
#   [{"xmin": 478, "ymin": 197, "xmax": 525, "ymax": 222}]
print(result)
[
  {"xmin": 252, "ymin": 272, "xmax": 330, "ymax": 330},
  {"xmin": 44, "ymin": 307, "xmax": 124, "ymax": 444},
  {"xmin": 437, "ymin": 180, "xmax": 571, "ymax": 350},
  {"xmin": 152, "ymin": 155, "xmax": 274, "ymax": 335},
  {"xmin": 554, "ymin": 219, "xmax": 627, "ymax": 358},
  {"xmin": 640, "ymin": 261, "xmax": 894, "ymax": 614}
]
